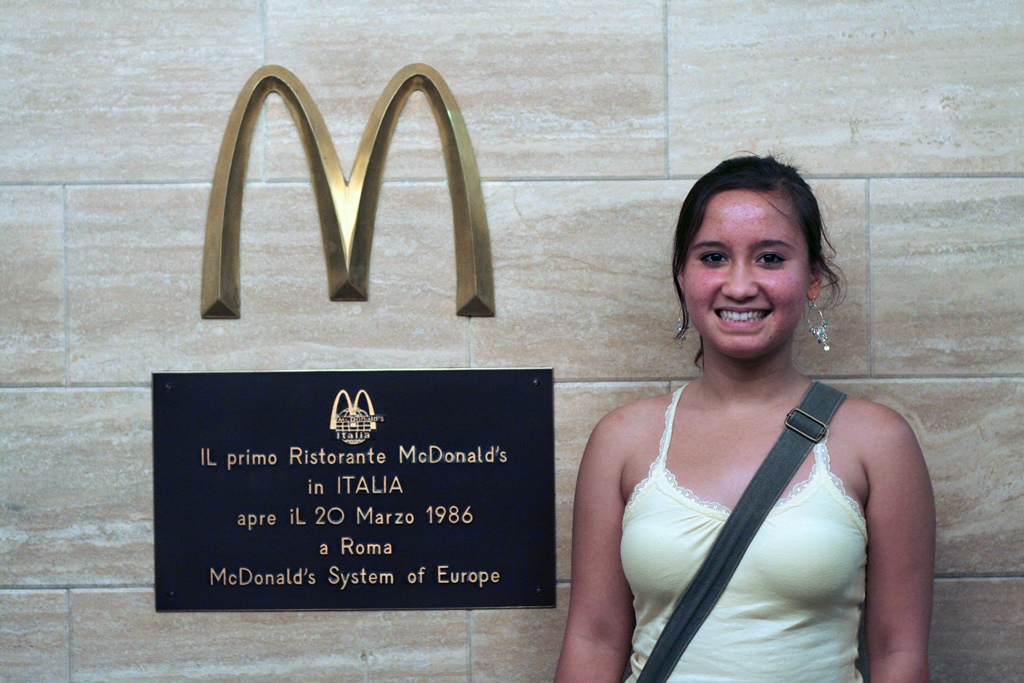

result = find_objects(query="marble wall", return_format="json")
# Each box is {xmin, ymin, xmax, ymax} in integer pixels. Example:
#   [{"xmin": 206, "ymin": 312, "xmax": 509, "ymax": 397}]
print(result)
[{"xmin": 1, "ymin": 1, "xmax": 1021, "ymax": 680}]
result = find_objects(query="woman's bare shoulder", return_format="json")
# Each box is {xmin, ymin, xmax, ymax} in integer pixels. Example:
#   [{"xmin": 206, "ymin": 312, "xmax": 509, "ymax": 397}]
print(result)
[
  {"xmin": 830, "ymin": 395, "xmax": 923, "ymax": 472},
  {"xmin": 589, "ymin": 392, "xmax": 675, "ymax": 449},
  {"xmin": 579, "ymin": 391, "xmax": 676, "ymax": 501},
  {"xmin": 832, "ymin": 396, "xmax": 918, "ymax": 444}
]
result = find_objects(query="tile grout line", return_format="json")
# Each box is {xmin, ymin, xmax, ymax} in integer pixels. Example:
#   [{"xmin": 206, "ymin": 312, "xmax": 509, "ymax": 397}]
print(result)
[
  {"xmin": 3, "ymin": 376, "xmax": 1022, "ymax": 394},
  {"xmin": 259, "ymin": 0, "xmax": 267, "ymax": 66},
  {"xmin": 62, "ymin": 185, "xmax": 70, "ymax": 390},
  {"xmin": 467, "ymin": 610, "xmax": 474, "ymax": 683},
  {"xmin": 4, "ymin": 174, "xmax": 1022, "ymax": 191},
  {"xmin": 259, "ymin": 0, "xmax": 269, "ymax": 183},
  {"xmin": 663, "ymin": 0, "xmax": 671, "ymax": 179},
  {"xmin": 865, "ymin": 179, "xmax": 873, "ymax": 379},
  {"xmin": 66, "ymin": 588, "xmax": 72, "ymax": 682}
]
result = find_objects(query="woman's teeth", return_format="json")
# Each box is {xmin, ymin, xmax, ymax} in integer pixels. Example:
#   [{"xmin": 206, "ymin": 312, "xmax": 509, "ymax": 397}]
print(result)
[{"xmin": 718, "ymin": 310, "xmax": 766, "ymax": 322}]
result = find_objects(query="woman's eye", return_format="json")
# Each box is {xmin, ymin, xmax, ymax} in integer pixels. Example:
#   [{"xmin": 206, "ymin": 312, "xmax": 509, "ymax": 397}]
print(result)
[
  {"xmin": 700, "ymin": 252, "xmax": 726, "ymax": 264},
  {"xmin": 759, "ymin": 253, "xmax": 786, "ymax": 265}
]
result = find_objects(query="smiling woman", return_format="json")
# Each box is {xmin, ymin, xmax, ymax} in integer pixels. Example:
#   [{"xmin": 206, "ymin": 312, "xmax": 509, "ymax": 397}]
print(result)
[
  {"xmin": 671, "ymin": 156, "xmax": 843, "ymax": 366},
  {"xmin": 680, "ymin": 189, "xmax": 817, "ymax": 365},
  {"xmin": 555, "ymin": 156, "xmax": 935, "ymax": 683}
]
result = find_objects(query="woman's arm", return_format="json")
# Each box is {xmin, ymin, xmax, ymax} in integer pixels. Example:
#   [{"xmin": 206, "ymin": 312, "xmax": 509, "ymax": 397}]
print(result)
[
  {"xmin": 856, "ymin": 401, "xmax": 936, "ymax": 683},
  {"xmin": 554, "ymin": 408, "xmax": 641, "ymax": 683}
]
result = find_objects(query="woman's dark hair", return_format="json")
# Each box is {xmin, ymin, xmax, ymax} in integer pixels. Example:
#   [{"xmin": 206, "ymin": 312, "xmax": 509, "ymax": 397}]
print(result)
[{"xmin": 672, "ymin": 155, "xmax": 843, "ymax": 361}]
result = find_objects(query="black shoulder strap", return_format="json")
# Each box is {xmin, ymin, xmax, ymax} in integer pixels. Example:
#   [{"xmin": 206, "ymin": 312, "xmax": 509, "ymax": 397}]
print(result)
[{"xmin": 634, "ymin": 381, "xmax": 847, "ymax": 683}]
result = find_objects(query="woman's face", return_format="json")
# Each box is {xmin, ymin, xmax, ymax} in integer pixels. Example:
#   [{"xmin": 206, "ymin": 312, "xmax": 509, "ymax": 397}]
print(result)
[{"xmin": 679, "ymin": 189, "xmax": 820, "ymax": 363}]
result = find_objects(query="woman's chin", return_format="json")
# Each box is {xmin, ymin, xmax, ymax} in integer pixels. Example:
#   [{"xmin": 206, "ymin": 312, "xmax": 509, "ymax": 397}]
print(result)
[{"xmin": 701, "ymin": 334, "xmax": 795, "ymax": 364}]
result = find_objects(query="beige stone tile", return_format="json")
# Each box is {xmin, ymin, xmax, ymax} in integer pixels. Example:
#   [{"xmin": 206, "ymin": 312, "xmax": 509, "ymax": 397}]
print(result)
[
  {"xmin": 554, "ymin": 382, "xmax": 668, "ymax": 580},
  {"xmin": 67, "ymin": 183, "xmax": 470, "ymax": 384},
  {"xmin": 870, "ymin": 179, "xmax": 1024, "ymax": 376},
  {"xmin": 471, "ymin": 584, "xmax": 569, "ymax": 683},
  {"xmin": 668, "ymin": 1, "xmax": 1024, "ymax": 175},
  {"xmin": 0, "ymin": 187, "xmax": 65, "ymax": 386},
  {"xmin": 71, "ymin": 588, "xmax": 468, "ymax": 682},
  {"xmin": 0, "ymin": 590, "xmax": 68, "ymax": 683},
  {"xmin": 471, "ymin": 181, "xmax": 686, "ymax": 380},
  {"xmin": 931, "ymin": 578, "xmax": 1024, "ymax": 683},
  {"xmin": 0, "ymin": 1, "xmax": 263, "ymax": 183},
  {"xmin": 793, "ymin": 180, "xmax": 869, "ymax": 377},
  {"xmin": 264, "ymin": 0, "xmax": 665, "ymax": 180},
  {"xmin": 837, "ymin": 380, "xmax": 1024, "ymax": 575},
  {"xmin": 0, "ymin": 389, "xmax": 151, "ymax": 585}
]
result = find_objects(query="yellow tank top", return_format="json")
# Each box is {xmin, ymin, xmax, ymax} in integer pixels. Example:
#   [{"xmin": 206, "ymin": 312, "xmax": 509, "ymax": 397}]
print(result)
[{"xmin": 621, "ymin": 387, "xmax": 867, "ymax": 682}]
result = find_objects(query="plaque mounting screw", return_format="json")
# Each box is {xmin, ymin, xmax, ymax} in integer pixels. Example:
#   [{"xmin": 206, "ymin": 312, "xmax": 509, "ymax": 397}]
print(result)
[
  {"xmin": 531, "ymin": 378, "xmax": 541, "ymax": 388},
  {"xmin": 164, "ymin": 382, "xmax": 173, "ymax": 392},
  {"xmin": 167, "ymin": 591, "xmax": 175, "ymax": 599}
]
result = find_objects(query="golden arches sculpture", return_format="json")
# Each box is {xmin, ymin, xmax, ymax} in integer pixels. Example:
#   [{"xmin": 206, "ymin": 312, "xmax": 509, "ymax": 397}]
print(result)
[{"xmin": 201, "ymin": 64, "xmax": 495, "ymax": 319}]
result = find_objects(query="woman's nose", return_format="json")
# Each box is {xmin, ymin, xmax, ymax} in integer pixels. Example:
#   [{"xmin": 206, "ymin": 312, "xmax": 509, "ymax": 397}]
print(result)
[{"xmin": 722, "ymin": 264, "xmax": 758, "ymax": 299}]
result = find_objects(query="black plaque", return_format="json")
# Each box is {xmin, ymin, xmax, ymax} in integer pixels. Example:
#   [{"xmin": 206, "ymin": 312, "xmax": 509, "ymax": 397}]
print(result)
[{"xmin": 153, "ymin": 369, "xmax": 554, "ymax": 611}]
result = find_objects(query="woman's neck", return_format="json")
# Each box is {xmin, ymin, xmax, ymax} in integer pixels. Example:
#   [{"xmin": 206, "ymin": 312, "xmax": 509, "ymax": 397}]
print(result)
[{"xmin": 690, "ymin": 344, "xmax": 810, "ymax": 409}]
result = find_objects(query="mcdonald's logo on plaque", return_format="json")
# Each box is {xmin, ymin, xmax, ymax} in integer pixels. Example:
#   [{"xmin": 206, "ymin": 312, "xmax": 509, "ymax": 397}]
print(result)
[
  {"xmin": 201, "ymin": 64, "xmax": 495, "ymax": 319},
  {"xmin": 329, "ymin": 388, "xmax": 384, "ymax": 444}
]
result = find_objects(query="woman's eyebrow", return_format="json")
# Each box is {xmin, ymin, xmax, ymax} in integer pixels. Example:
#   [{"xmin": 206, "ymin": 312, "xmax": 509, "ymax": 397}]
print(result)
[
  {"xmin": 689, "ymin": 240, "xmax": 727, "ymax": 250},
  {"xmin": 689, "ymin": 238, "xmax": 796, "ymax": 251},
  {"xmin": 755, "ymin": 238, "xmax": 797, "ymax": 250}
]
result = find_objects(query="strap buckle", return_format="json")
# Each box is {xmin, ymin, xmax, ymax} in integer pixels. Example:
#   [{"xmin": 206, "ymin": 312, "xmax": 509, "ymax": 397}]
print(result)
[{"xmin": 785, "ymin": 408, "xmax": 828, "ymax": 443}]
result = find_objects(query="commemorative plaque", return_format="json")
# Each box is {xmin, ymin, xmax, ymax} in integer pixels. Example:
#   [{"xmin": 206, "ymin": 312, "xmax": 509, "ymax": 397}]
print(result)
[{"xmin": 153, "ymin": 369, "xmax": 554, "ymax": 611}]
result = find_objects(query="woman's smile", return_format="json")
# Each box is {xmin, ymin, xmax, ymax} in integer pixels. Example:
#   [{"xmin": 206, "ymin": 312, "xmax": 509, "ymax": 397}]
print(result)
[{"xmin": 717, "ymin": 309, "xmax": 768, "ymax": 323}]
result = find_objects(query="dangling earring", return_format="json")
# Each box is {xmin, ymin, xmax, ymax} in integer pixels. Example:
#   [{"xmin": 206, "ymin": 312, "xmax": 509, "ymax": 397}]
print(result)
[
  {"xmin": 806, "ymin": 300, "xmax": 830, "ymax": 351},
  {"xmin": 676, "ymin": 304, "xmax": 689, "ymax": 344}
]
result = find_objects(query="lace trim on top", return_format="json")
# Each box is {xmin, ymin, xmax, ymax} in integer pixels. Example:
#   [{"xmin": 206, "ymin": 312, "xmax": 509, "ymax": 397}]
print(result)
[
  {"xmin": 625, "ymin": 387, "xmax": 686, "ymax": 516},
  {"xmin": 659, "ymin": 461, "xmax": 733, "ymax": 515},
  {"xmin": 804, "ymin": 442, "xmax": 866, "ymax": 525},
  {"xmin": 624, "ymin": 386, "xmax": 865, "ymax": 526}
]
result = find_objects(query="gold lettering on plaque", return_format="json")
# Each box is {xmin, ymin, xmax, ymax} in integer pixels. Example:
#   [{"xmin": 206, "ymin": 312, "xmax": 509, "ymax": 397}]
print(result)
[{"xmin": 201, "ymin": 64, "xmax": 495, "ymax": 319}]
